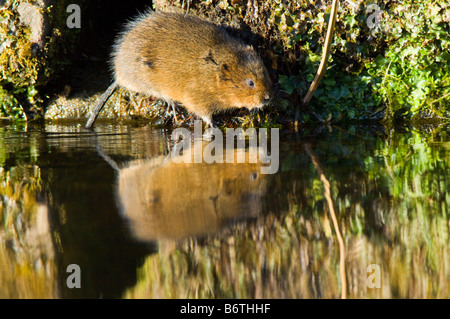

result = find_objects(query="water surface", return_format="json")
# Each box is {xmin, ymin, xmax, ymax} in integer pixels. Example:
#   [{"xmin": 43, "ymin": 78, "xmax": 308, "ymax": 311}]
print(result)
[{"xmin": 0, "ymin": 120, "xmax": 448, "ymax": 298}]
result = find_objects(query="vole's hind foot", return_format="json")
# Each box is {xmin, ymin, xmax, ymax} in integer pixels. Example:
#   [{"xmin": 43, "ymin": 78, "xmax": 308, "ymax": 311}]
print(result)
[
  {"xmin": 165, "ymin": 101, "xmax": 180, "ymax": 124},
  {"xmin": 202, "ymin": 117, "xmax": 218, "ymax": 128}
]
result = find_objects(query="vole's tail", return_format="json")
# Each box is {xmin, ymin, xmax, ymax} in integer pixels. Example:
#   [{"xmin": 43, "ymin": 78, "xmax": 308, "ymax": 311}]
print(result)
[{"xmin": 85, "ymin": 81, "xmax": 118, "ymax": 129}]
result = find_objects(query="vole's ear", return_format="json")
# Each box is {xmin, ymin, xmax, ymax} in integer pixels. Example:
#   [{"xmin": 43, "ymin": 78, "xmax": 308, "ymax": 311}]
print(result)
[{"xmin": 219, "ymin": 63, "xmax": 231, "ymax": 81}]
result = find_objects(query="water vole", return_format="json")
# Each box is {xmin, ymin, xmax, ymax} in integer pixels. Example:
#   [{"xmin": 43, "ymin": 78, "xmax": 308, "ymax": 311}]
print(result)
[{"xmin": 85, "ymin": 11, "xmax": 273, "ymax": 128}]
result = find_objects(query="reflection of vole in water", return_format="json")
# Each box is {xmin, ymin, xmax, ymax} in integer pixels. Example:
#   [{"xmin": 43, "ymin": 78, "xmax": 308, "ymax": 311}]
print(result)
[
  {"xmin": 117, "ymin": 147, "xmax": 268, "ymax": 241},
  {"xmin": 86, "ymin": 11, "xmax": 273, "ymax": 128}
]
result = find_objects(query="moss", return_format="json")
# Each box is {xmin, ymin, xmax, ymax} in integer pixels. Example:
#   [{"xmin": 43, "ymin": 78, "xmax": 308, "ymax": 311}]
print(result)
[
  {"xmin": 0, "ymin": 3, "xmax": 36, "ymax": 119},
  {"xmin": 0, "ymin": 0, "xmax": 89, "ymax": 119}
]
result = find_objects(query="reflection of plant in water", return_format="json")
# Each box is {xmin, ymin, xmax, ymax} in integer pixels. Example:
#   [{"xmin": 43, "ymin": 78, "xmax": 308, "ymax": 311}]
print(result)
[
  {"xmin": 304, "ymin": 143, "xmax": 347, "ymax": 299},
  {"xmin": 364, "ymin": 126, "xmax": 450, "ymax": 295},
  {"xmin": 0, "ymin": 164, "xmax": 58, "ymax": 298},
  {"xmin": 125, "ymin": 124, "xmax": 449, "ymax": 299}
]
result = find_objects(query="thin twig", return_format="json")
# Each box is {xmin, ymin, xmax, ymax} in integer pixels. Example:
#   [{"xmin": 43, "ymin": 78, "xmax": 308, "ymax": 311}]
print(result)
[
  {"xmin": 431, "ymin": 91, "xmax": 450, "ymax": 105},
  {"xmin": 304, "ymin": 143, "xmax": 347, "ymax": 299},
  {"xmin": 301, "ymin": 0, "xmax": 340, "ymax": 107},
  {"xmin": 295, "ymin": 0, "xmax": 339, "ymax": 129}
]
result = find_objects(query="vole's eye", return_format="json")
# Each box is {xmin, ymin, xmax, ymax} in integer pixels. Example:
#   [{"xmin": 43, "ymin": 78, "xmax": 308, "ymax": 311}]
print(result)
[{"xmin": 246, "ymin": 79, "xmax": 255, "ymax": 88}]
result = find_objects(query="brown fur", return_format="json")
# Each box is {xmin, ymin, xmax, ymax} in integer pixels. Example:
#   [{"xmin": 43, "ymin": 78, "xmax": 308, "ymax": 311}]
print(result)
[
  {"xmin": 117, "ymin": 145, "xmax": 268, "ymax": 240},
  {"xmin": 112, "ymin": 11, "xmax": 272, "ymax": 126}
]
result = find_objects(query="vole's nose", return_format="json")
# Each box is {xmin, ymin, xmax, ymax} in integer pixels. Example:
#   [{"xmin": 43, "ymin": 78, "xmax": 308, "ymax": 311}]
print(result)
[{"xmin": 263, "ymin": 93, "xmax": 271, "ymax": 103}]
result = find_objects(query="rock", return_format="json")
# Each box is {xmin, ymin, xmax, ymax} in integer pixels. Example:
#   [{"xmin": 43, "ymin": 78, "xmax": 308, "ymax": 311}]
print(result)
[{"xmin": 17, "ymin": 0, "xmax": 53, "ymax": 49}]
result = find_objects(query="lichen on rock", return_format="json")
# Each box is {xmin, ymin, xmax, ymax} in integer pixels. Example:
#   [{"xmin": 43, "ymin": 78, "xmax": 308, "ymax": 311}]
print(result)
[{"xmin": 0, "ymin": 0, "xmax": 82, "ymax": 120}]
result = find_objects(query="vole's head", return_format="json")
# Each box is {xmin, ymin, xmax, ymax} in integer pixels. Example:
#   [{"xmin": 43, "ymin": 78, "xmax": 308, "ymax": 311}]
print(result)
[{"xmin": 213, "ymin": 45, "xmax": 273, "ymax": 110}]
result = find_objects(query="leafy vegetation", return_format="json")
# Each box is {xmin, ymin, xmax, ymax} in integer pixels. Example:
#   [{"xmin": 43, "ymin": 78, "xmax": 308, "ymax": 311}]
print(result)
[
  {"xmin": 275, "ymin": 0, "xmax": 450, "ymax": 122},
  {"xmin": 367, "ymin": 1, "xmax": 450, "ymax": 121}
]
